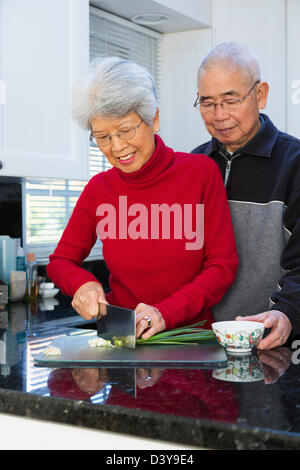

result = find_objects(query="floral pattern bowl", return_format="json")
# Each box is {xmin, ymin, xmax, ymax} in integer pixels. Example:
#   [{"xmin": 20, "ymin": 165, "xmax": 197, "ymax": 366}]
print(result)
[
  {"xmin": 212, "ymin": 353, "xmax": 264, "ymax": 382},
  {"xmin": 212, "ymin": 320, "xmax": 265, "ymax": 354}
]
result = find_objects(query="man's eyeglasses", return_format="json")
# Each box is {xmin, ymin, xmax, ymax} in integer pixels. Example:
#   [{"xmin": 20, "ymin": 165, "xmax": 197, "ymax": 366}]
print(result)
[
  {"xmin": 193, "ymin": 80, "xmax": 260, "ymax": 115},
  {"xmin": 90, "ymin": 119, "xmax": 143, "ymax": 147}
]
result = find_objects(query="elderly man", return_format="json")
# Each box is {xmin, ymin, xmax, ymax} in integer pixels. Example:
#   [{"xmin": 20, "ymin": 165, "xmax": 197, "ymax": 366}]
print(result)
[{"xmin": 192, "ymin": 42, "xmax": 300, "ymax": 350}]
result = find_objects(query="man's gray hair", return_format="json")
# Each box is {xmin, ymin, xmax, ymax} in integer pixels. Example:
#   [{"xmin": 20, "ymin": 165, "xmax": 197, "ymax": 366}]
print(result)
[
  {"xmin": 198, "ymin": 42, "xmax": 261, "ymax": 86},
  {"xmin": 71, "ymin": 56, "xmax": 158, "ymax": 130}
]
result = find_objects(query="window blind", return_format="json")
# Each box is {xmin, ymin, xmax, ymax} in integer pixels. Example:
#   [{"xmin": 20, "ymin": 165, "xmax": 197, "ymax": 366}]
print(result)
[
  {"xmin": 23, "ymin": 7, "xmax": 161, "ymax": 263},
  {"xmin": 89, "ymin": 8, "xmax": 160, "ymax": 75}
]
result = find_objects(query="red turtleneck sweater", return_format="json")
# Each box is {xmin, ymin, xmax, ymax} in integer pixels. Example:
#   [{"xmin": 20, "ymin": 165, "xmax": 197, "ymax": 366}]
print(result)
[{"xmin": 47, "ymin": 136, "xmax": 238, "ymax": 329}]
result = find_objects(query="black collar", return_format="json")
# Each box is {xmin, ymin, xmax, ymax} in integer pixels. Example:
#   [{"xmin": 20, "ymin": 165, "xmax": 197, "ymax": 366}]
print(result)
[{"xmin": 206, "ymin": 113, "xmax": 279, "ymax": 159}]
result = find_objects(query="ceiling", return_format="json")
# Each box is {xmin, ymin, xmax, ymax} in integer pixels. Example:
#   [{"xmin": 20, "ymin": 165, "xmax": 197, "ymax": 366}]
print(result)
[{"xmin": 89, "ymin": 0, "xmax": 212, "ymax": 34}]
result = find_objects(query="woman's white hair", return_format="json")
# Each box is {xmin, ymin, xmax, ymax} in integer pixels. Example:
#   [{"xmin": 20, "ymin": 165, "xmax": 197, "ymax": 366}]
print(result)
[
  {"xmin": 198, "ymin": 42, "xmax": 261, "ymax": 86},
  {"xmin": 71, "ymin": 56, "xmax": 158, "ymax": 130}
]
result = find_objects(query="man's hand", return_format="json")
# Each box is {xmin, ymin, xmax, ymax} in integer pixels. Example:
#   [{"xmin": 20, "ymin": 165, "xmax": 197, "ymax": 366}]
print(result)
[
  {"xmin": 257, "ymin": 347, "xmax": 292, "ymax": 384},
  {"xmin": 235, "ymin": 310, "xmax": 292, "ymax": 349}
]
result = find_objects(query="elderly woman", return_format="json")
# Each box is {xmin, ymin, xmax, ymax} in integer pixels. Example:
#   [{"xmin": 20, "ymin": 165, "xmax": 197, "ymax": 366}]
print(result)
[{"xmin": 47, "ymin": 57, "xmax": 238, "ymax": 340}]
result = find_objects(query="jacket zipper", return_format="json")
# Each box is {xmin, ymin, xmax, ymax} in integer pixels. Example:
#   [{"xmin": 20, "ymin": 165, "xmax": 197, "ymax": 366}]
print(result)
[
  {"xmin": 224, "ymin": 160, "xmax": 231, "ymax": 186},
  {"xmin": 219, "ymin": 151, "xmax": 240, "ymax": 186}
]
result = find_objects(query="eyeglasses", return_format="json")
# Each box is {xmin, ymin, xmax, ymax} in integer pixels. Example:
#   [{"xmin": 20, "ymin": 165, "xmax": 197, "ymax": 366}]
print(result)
[
  {"xmin": 90, "ymin": 119, "xmax": 143, "ymax": 147},
  {"xmin": 193, "ymin": 80, "xmax": 260, "ymax": 115}
]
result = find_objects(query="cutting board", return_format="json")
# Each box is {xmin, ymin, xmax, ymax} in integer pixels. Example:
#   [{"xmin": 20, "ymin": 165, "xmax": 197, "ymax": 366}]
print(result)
[{"xmin": 34, "ymin": 330, "xmax": 227, "ymax": 369}]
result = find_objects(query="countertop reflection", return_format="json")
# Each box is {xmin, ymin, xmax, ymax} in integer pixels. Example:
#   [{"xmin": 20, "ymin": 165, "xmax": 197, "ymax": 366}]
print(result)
[{"xmin": 0, "ymin": 295, "xmax": 300, "ymax": 449}]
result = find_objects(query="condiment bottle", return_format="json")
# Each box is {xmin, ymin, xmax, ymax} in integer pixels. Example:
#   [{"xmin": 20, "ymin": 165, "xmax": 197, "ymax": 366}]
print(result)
[
  {"xmin": 25, "ymin": 253, "xmax": 38, "ymax": 301},
  {"xmin": 16, "ymin": 242, "xmax": 26, "ymax": 272}
]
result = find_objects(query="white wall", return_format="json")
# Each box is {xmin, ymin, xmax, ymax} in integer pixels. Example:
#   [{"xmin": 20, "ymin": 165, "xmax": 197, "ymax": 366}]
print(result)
[
  {"xmin": 160, "ymin": 0, "xmax": 299, "ymax": 151},
  {"xmin": 287, "ymin": 0, "xmax": 300, "ymax": 138},
  {"xmin": 159, "ymin": 29, "xmax": 212, "ymax": 152},
  {"xmin": 213, "ymin": 0, "xmax": 286, "ymax": 132}
]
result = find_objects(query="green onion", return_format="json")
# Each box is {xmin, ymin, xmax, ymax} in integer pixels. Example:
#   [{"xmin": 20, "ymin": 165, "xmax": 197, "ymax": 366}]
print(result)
[{"xmin": 136, "ymin": 320, "xmax": 216, "ymax": 346}]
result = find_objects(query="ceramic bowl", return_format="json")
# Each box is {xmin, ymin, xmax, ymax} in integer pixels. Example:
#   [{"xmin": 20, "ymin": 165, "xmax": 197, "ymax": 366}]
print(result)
[
  {"xmin": 212, "ymin": 353, "xmax": 264, "ymax": 382},
  {"xmin": 212, "ymin": 320, "xmax": 265, "ymax": 354},
  {"xmin": 40, "ymin": 288, "xmax": 59, "ymax": 298},
  {"xmin": 41, "ymin": 282, "xmax": 54, "ymax": 290}
]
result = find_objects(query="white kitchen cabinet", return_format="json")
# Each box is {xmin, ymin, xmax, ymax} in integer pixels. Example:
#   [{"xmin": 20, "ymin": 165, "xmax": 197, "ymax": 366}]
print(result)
[
  {"xmin": 0, "ymin": 413, "xmax": 197, "ymax": 450},
  {"xmin": 0, "ymin": 0, "xmax": 89, "ymax": 179}
]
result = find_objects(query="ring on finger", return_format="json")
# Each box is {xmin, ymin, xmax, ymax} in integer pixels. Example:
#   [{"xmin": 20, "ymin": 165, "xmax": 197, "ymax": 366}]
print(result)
[{"xmin": 144, "ymin": 316, "xmax": 151, "ymax": 327}]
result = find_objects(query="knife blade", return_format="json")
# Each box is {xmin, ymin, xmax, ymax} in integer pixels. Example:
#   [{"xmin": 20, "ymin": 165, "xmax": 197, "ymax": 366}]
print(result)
[{"xmin": 97, "ymin": 303, "xmax": 136, "ymax": 349}]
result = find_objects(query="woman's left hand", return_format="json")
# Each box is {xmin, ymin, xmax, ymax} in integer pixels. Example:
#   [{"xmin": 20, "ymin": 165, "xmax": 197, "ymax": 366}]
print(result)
[{"xmin": 135, "ymin": 303, "xmax": 165, "ymax": 339}]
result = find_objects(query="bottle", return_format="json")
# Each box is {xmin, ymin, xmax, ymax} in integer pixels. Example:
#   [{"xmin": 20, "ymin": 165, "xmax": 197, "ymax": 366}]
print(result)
[
  {"xmin": 16, "ymin": 241, "xmax": 26, "ymax": 272},
  {"xmin": 25, "ymin": 253, "xmax": 38, "ymax": 301},
  {"xmin": 10, "ymin": 271, "xmax": 26, "ymax": 301}
]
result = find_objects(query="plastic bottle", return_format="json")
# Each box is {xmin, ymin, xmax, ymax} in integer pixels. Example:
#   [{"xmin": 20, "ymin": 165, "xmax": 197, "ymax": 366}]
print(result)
[
  {"xmin": 25, "ymin": 253, "xmax": 38, "ymax": 301},
  {"xmin": 16, "ymin": 242, "xmax": 26, "ymax": 272}
]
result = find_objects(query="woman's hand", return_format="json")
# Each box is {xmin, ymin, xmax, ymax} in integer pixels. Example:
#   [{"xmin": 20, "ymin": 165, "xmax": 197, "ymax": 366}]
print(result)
[
  {"xmin": 136, "ymin": 368, "xmax": 163, "ymax": 389},
  {"xmin": 235, "ymin": 310, "xmax": 292, "ymax": 349},
  {"xmin": 135, "ymin": 303, "xmax": 165, "ymax": 339},
  {"xmin": 71, "ymin": 368, "xmax": 108, "ymax": 395},
  {"xmin": 71, "ymin": 281, "xmax": 107, "ymax": 320}
]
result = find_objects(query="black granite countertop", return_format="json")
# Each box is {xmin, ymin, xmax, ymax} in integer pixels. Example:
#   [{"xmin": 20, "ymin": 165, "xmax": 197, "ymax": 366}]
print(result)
[{"xmin": 1, "ymin": 294, "xmax": 300, "ymax": 450}]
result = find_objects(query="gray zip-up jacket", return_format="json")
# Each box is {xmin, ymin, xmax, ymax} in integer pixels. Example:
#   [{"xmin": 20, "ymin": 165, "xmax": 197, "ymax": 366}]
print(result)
[{"xmin": 191, "ymin": 114, "xmax": 300, "ymax": 335}]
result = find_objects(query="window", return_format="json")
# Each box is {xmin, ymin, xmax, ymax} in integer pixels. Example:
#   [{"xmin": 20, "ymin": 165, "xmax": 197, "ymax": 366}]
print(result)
[{"xmin": 23, "ymin": 7, "xmax": 161, "ymax": 263}]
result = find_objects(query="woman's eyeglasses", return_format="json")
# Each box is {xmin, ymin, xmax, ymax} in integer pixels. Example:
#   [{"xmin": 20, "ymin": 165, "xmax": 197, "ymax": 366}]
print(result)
[{"xmin": 90, "ymin": 120, "xmax": 143, "ymax": 147}]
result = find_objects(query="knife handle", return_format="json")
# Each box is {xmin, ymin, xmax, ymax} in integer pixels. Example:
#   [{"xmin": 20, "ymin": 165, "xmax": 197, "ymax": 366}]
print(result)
[{"xmin": 97, "ymin": 301, "xmax": 108, "ymax": 319}]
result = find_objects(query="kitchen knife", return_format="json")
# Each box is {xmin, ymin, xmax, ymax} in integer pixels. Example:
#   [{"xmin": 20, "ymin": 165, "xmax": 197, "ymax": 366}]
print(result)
[{"xmin": 97, "ymin": 303, "xmax": 136, "ymax": 349}]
